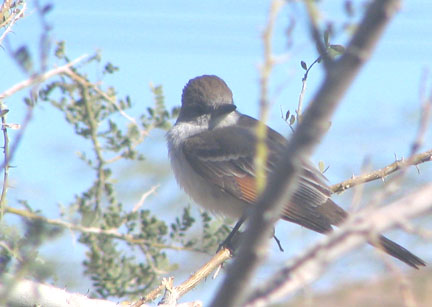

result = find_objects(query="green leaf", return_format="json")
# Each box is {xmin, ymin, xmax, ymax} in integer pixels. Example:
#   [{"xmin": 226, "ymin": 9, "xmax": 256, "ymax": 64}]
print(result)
[
  {"xmin": 289, "ymin": 114, "xmax": 296, "ymax": 126},
  {"xmin": 285, "ymin": 110, "xmax": 290, "ymax": 121},
  {"xmin": 14, "ymin": 46, "xmax": 33, "ymax": 73},
  {"xmin": 318, "ymin": 161, "xmax": 326, "ymax": 173},
  {"xmin": 329, "ymin": 44, "xmax": 345, "ymax": 54},
  {"xmin": 324, "ymin": 30, "xmax": 330, "ymax": 48},
  {"xmin": 300, "ymin": 61, "xmax": 308, "ymax": 71}
]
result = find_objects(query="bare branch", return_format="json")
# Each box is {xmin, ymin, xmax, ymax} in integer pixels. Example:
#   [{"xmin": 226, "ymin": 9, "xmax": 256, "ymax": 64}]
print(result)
[
  {"xmin": 0, "ymin": 54, "xmax": 89, "ymax": 100},
  {"xmin": 246, "ymin": 183, "xmax": 432, "ymax": 306},
  {"xmin": 331, "ymin": 149, "xmax": 432, "ymax": 193},
  {"xmin": 0, "ymin": 275, "xmax": 121, "ymax": 307},
  {"xmin": 136, "ymin": 248, "xmax": 231, "ymax": 305},
  {"xmin": 0, "ymin": 103, "xmax": 10, "ymax": 219},
  {"xmin": 175, "ymin": 248, "xmax": 231, "ymax": 299},
  {"xmin": 297, "ymin": 57, "xmax": 321, "ymax": 122},
  {"xmin": 332, "ymin": 73, "xmax": 432, "ymax": 192},
  {"xmin": 259, "ymin": 0, "xmax": 284, "ymax": 111},
  {"xmin": 255, "ymin": 0, "xmax": 285, "ymax": 192},
  {"xmin": 132, "ymin": 184, "xmax": 160, "ymax": 212},
  {"xmin": 0, "ymin": 106, "xmax": 32, "ymax": 172}
]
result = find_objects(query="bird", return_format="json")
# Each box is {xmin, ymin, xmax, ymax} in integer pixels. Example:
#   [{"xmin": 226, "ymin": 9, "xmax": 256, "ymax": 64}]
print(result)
[{"xmin": 166, "ymin": 74, "xmax": 426, "ymax": 269}]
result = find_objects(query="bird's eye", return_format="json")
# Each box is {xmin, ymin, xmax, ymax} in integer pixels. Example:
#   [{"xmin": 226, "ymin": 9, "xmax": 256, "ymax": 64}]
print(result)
[{"xmin": 185, "ymin": 104, "xmax": 206, "ymax": 117}]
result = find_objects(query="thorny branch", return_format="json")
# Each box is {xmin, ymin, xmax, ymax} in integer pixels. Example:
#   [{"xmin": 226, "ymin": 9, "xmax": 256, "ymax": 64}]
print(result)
[{"xmin": 331, "ymin": 150, "xmax": 432, "ymax": 193}]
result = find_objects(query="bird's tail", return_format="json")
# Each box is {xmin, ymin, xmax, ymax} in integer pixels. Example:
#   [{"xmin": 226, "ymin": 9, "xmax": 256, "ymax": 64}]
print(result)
[
  {"xmin": 321, "ymin": 199, "xmax": 426, "ymax": 269},
  {"xmin": 371, "ymin": 235, "xmax": 426, "ymax": 269}
]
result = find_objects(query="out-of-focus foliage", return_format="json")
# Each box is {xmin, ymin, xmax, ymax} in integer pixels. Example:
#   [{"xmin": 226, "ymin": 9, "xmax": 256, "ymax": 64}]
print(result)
[{"xmin": 0, "ymin": 5, "xmax": 228, "ymax": 298}]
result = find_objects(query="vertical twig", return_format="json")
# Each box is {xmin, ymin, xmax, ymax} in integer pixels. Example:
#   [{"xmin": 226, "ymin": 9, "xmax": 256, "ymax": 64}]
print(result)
[
  {"xmin": 0, "ymin": 103, "xmax": 9, "ymax": 219},
  {"xmin": 255, "ymin": 0, "xmax": 285, "ymax": 192},
  {"xmin": 81, "ymin": 85, "xmax": 105, "ymax": 211},
  {"xmin": 297, "ymin": 57, "xmax": 322, "ymax": 122}
]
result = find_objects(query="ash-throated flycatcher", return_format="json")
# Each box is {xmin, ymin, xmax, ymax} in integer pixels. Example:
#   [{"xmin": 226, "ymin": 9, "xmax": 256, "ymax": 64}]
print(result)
[{"xmin": 166, "ymin": 75, "xmax": 425, "ymax": 268}]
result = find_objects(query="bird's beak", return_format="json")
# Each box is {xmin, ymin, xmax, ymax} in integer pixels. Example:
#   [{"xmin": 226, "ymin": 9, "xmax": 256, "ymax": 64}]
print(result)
[{"xmin": 213, "ymin": 104, "xmax": 237, "ymax": 117}]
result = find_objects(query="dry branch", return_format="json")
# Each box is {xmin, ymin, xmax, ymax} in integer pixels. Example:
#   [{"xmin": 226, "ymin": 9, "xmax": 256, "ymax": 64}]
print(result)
[
  {"xmin": 331, "ymin": 149, "xmax": 432, "ymax": 193},
  {"xmin": 0, "ymin": 276, "xmax": 121, "ymax": 307},
  {"xmin": 246, "ymin": 183, "xmax": 432, "ymax": 306},
  {"xmin": 136, "ymin": 248, "xmax": 231, "ymax": 305},
  {"xmin": 0, "ymin": 55, "xmax": 88, "ymax": 100}
]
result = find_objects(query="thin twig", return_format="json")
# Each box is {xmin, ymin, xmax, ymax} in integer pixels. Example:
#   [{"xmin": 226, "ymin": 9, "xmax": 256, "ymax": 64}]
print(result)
[
  {"xmin": 132, "ymin": 185, "xmax": 159, "ymax": 212},
  {"xmin": 64, "ymin": 68, "xmax": 152, "ymax": 165},
  {"xmin": 256, "ymin": 0, "xmax": 285, "ymax": 192},
  {"xmin": 4, "ymin": 206, "xmax": 192, "ymax": 252},
  {"xmin": 297, "ymin": 56, "xmax": 322, "ymax": 122},
  {"xmin": 0, "ymin": 2, "xmax": 26, "ymax": 45},
  {"xmin": 0, "ymin": 54, "xmax": 89, "ymax": 100},
  {"xmin": 0, "ymin": 104, "xmax": 10, "ymax": 219},
  {"xmin": 331, "ymin": 149, "xmax": 432, "ymax": 193},
  {"xmin": 63, "ymin": 68, "xmax": 137, "ymax": 125},
  {"xmin": 80, "ymin": 84, "xmax": 104, "ymax": 211},
  {"xmin": 0, "ymin": 106, "xmax": 32, "ymax": 173}
]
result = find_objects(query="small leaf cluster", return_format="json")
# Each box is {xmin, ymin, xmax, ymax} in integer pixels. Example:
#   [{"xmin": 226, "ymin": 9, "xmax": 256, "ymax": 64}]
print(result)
[
  {"xmin": 80, "ymin": 208, "xmax": 174, "ymax": 298},
  {"xmin": 29, "ymin": 42, "xmax": 221, "ymax": 298}
]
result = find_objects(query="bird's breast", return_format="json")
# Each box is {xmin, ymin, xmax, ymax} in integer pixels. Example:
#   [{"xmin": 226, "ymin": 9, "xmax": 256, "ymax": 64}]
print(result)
[{"xmin": 167, "ymin": 132, "xmax": 247, "ymax": 219}]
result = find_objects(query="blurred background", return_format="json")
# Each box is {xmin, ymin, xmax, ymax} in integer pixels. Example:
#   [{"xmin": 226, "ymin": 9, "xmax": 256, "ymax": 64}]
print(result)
[{"xmin": 1, "ymin": 0, "xmax": 432, "ymax": 305}]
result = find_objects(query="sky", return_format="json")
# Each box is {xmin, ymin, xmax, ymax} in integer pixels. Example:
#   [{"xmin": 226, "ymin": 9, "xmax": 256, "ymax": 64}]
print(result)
[{"xmin": 1, "ymin": 0, "xmax": 432, "ymax": 304}]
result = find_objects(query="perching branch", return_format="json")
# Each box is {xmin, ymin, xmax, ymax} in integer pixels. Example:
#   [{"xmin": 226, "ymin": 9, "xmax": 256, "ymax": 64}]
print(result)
[
  {"xmin": 137, "ymin": 148, "xmax": 432, "ymax": 303},
  {"xmin": 136, "ymin": 248, "xmax": 231, "ymax": 306}
]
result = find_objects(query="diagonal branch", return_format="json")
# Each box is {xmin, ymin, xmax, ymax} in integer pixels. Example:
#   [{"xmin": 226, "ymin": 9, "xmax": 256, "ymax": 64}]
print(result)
[
  {"xmin": 136, "ymin": 248, "xmax": 231, "ymax": 306},
  {"xmin": 331, "ymin": 149, "xmax": 432, "ymax": 193},
  {"xmin": 246, "ymin": 183, "xmax": 432, "ymax": 306},
  {"xmin": 210, "ymin": 1, "xmax": 402, "ymax": 306},
  {"xmin": 0, "ymin": 54, "xmax": 89, "ymax": 100}
]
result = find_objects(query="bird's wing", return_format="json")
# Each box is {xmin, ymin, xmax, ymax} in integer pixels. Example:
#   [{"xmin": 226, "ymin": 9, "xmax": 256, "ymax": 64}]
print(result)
[
  {"xmin": 182, "ymin": 125, "xmax": 260, "ymax": 203},
  {"xmin": 182, "ymin": 115, "xmax": 341, "ymax": 233}
]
